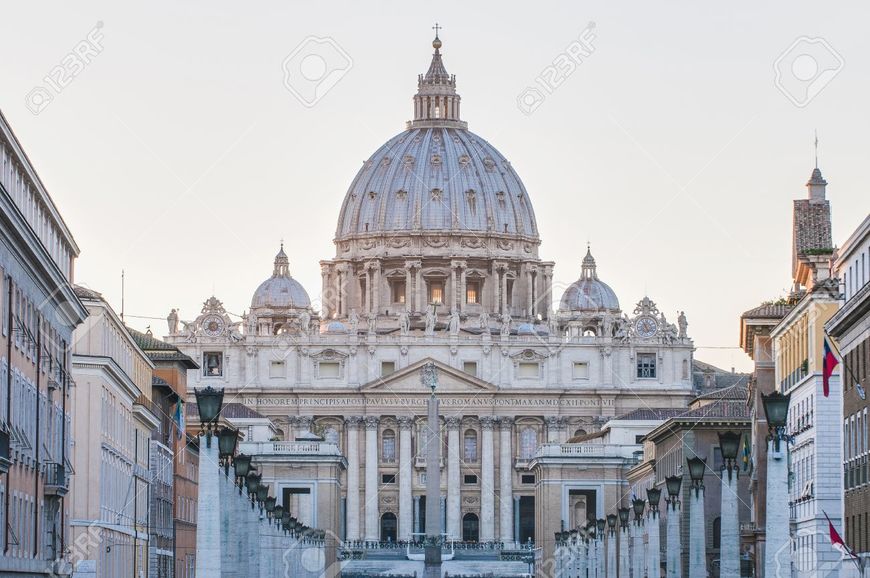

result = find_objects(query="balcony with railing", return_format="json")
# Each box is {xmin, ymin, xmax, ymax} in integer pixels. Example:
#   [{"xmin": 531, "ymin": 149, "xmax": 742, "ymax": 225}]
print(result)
[{"xmin": 44, "ymin": 462, "xmax": 68, "ymax": 496}]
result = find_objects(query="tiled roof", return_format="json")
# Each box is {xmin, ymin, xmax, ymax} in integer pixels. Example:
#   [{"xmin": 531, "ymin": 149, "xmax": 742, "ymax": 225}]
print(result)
[
  {"xmin": 612, "ymin": 408, "xmax": 687, "ymax": 421},
  {"xmin": 73, "ymin": 285, "xmax": 103, "ymax": 300},
  {"xmin": 565, "ymin": 430, "xmax": 607, "ymax": 443},
  {"xmin": 693, "ymin": 380, "xmax": 749, "ymax": 402},
  {"xmin": 679, "ymin": 401, "xmax": 749, "ymax": 420},
  {"xmin": 741, "ymin": 303, "xmax": 794, "ymax": 319},
  {"xmin": 127, "ymin": 327, "xmax": 199, "ymax": 368},
  {"xmin": 185, "ymin": 402, "xmax": 266, "ymax": 420}
]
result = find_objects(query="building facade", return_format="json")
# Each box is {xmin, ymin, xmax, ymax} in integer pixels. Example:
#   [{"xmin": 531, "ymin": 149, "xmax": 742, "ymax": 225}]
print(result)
[
  {"xmin": 0, "ymin": 109, "xmax": 87, "ymax": 576},
  {"xmin": 129, "ymin": 327, "xmax": 200, "ymax": 578},
  {"xmin": 70, "ymin": 286, "xmax": 160, "ymax": 578},
  {"xmin": 164, "ymin": 34, "xmax": 696, "ymax": 563},
  {"xmin": 828, "ymin": 214, "xmax": 870, "ymax": 568},
  {"xmin": 770, "ymin": 167, "xmax": 844, "ymax": 576}
]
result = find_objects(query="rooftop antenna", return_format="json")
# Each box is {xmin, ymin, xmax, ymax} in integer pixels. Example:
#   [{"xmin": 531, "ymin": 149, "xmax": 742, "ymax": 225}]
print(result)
[{"xmin": 120, "ymin": 269, "xmax": 125, "ymax": 321}]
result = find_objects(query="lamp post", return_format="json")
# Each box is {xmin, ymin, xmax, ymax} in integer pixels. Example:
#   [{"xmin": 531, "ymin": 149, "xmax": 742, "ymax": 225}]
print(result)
[
  {"xmin": 194, "ymin": 386, "xmax": 224, "ymax": 445},
  {"xmin": 597, "ymin": 518, "xmax": 606, "ymax": 578},
  {"xmin": 718, "ymin": 432, "xmax": 741, "ymax": 578},
  {"xmin": 606, "ymin": 514, "xmax": 617, "ymax": 578},
  {"xmin": 646, "ymin": 488, "xmax": 661, "ymax": 578},
  {"xmin": 194, "ymin": 386, "xmax": 225, "ymax": 578},
  {"xmin": 665, "ymin": 476, "xmax": 682, "ymax": 578},
  {"xmin": 232, "ymin": 454, "xmax": 252, "ymax": 494},
  {"xmin": 761, "ymin": 391, "xmax": 791, "ymax": 577},
  {"xmin": 632, "ymin": 498, "xmax": 646, "ymax": 577},
  {"xmin": 421, "ymin": 362, "xmax": 442, "ymax": 578},
  {"xmin": 686, "ymin": 456, "xmax": 707, "ymax": 578},
  {"xmin": 587, "ymin": 522, "xmax": 598, "ymax": 578},
  {"xmin": 217, "ymin": 427, "xmax": 239, "ymax": 476},
  {"xmin": 618, "ymin": 507, "xmax": 631, "ymax": 578}
]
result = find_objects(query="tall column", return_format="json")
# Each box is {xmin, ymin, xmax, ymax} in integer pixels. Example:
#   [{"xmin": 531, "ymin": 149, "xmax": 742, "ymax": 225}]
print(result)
[
  {"xmin": 372, "ymin": 261, "xmax": 381, "ymax": 315},
  {"xmin": 446, "ymin": 416, "xmax": 461, "ymax": 540},
  {"xmin": 576, "ymin": 536, "xmax": 587, "ymax": 578},
  {"xmin": 688, "ymin": 487, "xmax": 706, "ymax": 578},
  {"xmin": 719, "ymin": 471, "xmax": 739, "ymax": 578},
  {"xmin": 587, "ymin": 537, "xmax": 597, "ymax": 578},
  {"xmin": 415, "ymin": 266, "xmax": 424, "ymax": 313},
  {"xmin": 666, "ymin": 500, "xmax": 681, "ymax": 578},
  {"xmin": 619, "ymin": 525, "xmax": 630, "ymax": 578},
  {"xmin": 404, "ymin": 266, "xmax": 413, "ymax": 312},
  {"xmin": 764, "ymin": 438, "xmax": 790, "ymax": 578},
  {"xmin": 364, "ymin": 416, "xmax": 380, "ymax": 542},
  {"xmin": 195, "ymin": 437, "xmax": 221, "ymax": 578},
  {"xmin": 345, "ymin": 417, "xmax": 362, "ymax": 541},
  {"xmin": 398, "ymin": 416, "xmax": 414, "ymax": 542},
  {"xmin": 450, "ymin": 265, "xmax": 458, "ymax": 311},
  {"xmin": 459, "ymin": 265, "xmax": 467, "ymax": 313},
  {"xmin": 479, "ymin": 417, "xmax": 497, "ymax": 542},
  {"xmin": 607, "ymin": 529, "xmax": 617, "ymax": 578},
  {"xmin": 499, "ymin": 417, "xmax": 514, "ymax": 545},
  {"xmin": 633, "ymin": 518, "xmax": 645, "ymax": 578},
  {"xmin": 321, "ymin": 264, "xmax": 333, "ymax": 319},
  {"xmin": 647, "ymin": 510, "xmax": 661, "ymax": 578},
  {"xmin": 334, "ymin": 268, "xmax": 343, "ymax": 318},
  {"xmin": 500, "ymin": 268, "xmax": 508, "ymax": 314}
]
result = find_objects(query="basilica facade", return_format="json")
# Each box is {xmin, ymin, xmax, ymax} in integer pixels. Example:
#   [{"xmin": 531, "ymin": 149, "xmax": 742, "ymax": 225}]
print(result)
[{"xmin": 167, "ymin": 34, "xmax": 695, "ymax": 549}]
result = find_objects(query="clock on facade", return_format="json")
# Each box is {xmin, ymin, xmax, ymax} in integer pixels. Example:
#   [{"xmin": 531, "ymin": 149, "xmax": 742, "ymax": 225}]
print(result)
[
  {"xmin": 634, "ymin": 316, "xmax": 658, "ymax": 338},
  {"xmin": 202, "ymin": 315, "xmax": 225, "ymax": 337}
]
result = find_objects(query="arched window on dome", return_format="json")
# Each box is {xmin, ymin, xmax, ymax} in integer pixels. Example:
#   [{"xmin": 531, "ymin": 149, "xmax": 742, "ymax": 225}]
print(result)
[
  {"xmin": 519, "ymin": 427, "xmax": 538, "ymax": 460},
  {"xmin": 463, "ymin": 429, "xmax": 478, "ymax": 462},
  {"xmin": 382, "ymin": 429, "xmax": 396, "ymax": 463}
]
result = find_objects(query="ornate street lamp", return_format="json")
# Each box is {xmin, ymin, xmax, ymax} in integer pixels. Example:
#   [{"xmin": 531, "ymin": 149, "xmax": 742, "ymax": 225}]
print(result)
[
  {"xmin": 606, "ymin": 514, "xmax": 617, "ymax": 536},
  {"xmin": 233, "ymin": 454, "xmax": 252, "ymax": 492},
  {"xmin": 194, "ymin": 386, "xmax": 224, "ymax": 443},
  {"xmin": 665, "ymin": 475, "xmax": 682, "ymax": 506},
  {"xmin": 217, "ymin": 427, "xmax": 239, "ymax": 475},
  {"xmin": 718, "ymin": 431, "xmax": 742, "ymax": 481},
  {"xmin": 274, "ymin": 504, "xmax": 284, "ymax": 523},
  {"xmin": 617, "ymin": 507, "xmax": 630, "ymax": 530},
  {"xmin": 687, "ymin": 456, "xmax": 706, "ymax": 497},
  {"xmin": 264, "ymin": 496, "xmax": 277, "ymax": 522},
  {"xmin": 255, "ymin": 483, "xmax": 269, "ymax": 512},
  {"xmin": 632, "ymin": 498, "xmax": 646, "ymax": 523},
  {"xmin": 761, "ymin": 391, "xmax": 791, "ymax": 452},
  {"xmin": 245, "ymin": 471, "xmax": 261, "ymax": 508},
  {"xmin": 646, "ymin": 487, "xmax": 662, "ymax": 513},
  {"xmin": 596, "ymin": 518, "xmax": 606, "ymax": 535}
]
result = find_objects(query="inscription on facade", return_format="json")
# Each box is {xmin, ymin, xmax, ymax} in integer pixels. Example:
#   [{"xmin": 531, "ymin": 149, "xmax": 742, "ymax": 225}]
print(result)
[{"xmin": 243, "ymin": 396, "xmax": 613, "ymax": 408}]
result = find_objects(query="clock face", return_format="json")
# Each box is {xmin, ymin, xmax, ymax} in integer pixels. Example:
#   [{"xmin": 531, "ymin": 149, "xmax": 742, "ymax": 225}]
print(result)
[
  {"xmin": 202, "ymin": 315, "xmax": 225, "ymax": 337},
  {"xmin": 635, "ymin": 316, "xmax": 658, "ymax": 338}
]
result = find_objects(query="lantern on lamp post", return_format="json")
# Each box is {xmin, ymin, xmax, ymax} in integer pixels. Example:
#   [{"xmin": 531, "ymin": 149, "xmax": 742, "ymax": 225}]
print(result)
[
  {"xmin": 686, "ymin": 456, "xmax": 706, "ymax": 496},
  {"xmin": 217, "ymin": 427, "xmax": 239, "ymax": 475},
  {"xmin": 233, "ymin": 454, "xmax": 252, "ymax": 493},
  {"xmin": 194, "ymin": 386, "xmax": 224, "ymax": 444},
  {"xmin": 665, "ymin": 475, "xmax": 683, "ymax": 578}
]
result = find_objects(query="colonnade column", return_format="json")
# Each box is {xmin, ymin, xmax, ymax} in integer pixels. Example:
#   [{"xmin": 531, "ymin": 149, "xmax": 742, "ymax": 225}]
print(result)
[
  {"xmin": 415, "ymin": 264, "xmax": 424, "ymax": 313},
  {"xmin": 666, "ymin": 497, "xmax": 682, "ymax": 578},
  {"xmin": 372, "ymin": 261, "xmax": 381, "ymax": 315},
  {"xmin": 499, "ymin": 417, "xmax": 514, "ymax": 545},
  {"xmin": 404, "ymin": 265, "xmax": 414, "ymax": 313},
  {"xmin": 479, "ymin": 417, "xmax": 496, "ymax": 542},
  {"xmin": 720, "ymin": 467, "xmax": 740, "ymax": 578},
  {"xmin": 345, "ymin": 417, "xmax": 362, "ymax": 541},
  {"xmin": 446, "ymin": 416, "xmax": 461, "ymax": 540},
  {"xmin": 364, "ymin": 416, "xmax": 380, "ymax": 542},
  {"xmin": 618, "ymin": 522, "xmax": 630, "ymax": 578},
  {"xmin": 459, "ymin": 264, "xmax": 467, "ymax": 313},
  {"xmin": 688, "ymin": 485, "xmax": 706, "ymax": 578},
  {"xmin": 398, "ymin": 416, "xmax": 414, "ymax": 542}
]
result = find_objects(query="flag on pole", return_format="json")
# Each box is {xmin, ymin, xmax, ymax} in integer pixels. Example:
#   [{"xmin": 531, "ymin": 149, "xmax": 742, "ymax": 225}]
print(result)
[
  {"xmin": 174, "ymin": 399, "xmax": 185, "ymax": 440},
  {"xmin": 824, "ymin": 511, "xmax": 857, "ymax": 561},
  {"xmin": 742, "ymin": 434, "xmax": 751, "ymax": 471},
  {"xmin": 822, "ymin": 337, "xmax": 839, "ymax": 397}
]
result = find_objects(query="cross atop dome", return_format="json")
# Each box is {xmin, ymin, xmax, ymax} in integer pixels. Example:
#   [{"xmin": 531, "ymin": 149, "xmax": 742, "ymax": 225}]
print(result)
[{"xmin": 409, "ymin": 25, "xmax": 467, "ymax": 129}]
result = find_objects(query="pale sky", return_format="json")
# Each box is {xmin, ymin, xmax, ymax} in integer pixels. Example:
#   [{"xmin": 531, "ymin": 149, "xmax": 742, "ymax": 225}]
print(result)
[{"xmin": 2, "ymin": 1, "xmax": 868, "ymax": 372}]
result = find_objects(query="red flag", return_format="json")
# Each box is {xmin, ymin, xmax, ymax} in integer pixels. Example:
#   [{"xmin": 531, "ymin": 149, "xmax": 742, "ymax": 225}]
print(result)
[
  {"xmin": 824, "ymin": 511, "xmax": 856, "ymax": 560},
  {"xmin": 822, "ymin": 337, "xmax": 839, "ymax": 397}
]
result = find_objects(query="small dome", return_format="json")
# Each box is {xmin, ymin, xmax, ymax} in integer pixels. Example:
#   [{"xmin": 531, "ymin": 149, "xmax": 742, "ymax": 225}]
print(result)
[
  {"xmin": 251, "ymin": 244, "xmax": 311, "ymax": 310},
  {"xmin": 560, "ymin": 247, "xmax": 620, "ymax": 311}
]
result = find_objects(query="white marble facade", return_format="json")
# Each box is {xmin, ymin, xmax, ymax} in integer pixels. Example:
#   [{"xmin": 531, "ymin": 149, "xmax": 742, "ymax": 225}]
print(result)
[{"xmin": 166, "ymin": 33, "xmax": 695, "ymax": 544}]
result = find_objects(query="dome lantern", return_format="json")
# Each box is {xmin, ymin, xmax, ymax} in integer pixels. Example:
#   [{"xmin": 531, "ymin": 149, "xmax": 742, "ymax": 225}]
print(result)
[{"xmin": 410, "ymin": 26, "xmax": 467, "ymax": 129}]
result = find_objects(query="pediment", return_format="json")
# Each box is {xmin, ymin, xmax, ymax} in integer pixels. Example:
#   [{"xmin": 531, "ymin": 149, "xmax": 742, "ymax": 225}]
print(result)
[{"xmin": 360, "ymin": 358, "xmax": 496, "ymax": 394}]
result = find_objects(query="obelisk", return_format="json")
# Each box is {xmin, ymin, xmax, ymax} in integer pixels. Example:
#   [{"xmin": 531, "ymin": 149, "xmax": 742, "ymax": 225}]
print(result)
[{"xmin": 421, "ymin": 362, "xmax": 442, "ymax": 578}]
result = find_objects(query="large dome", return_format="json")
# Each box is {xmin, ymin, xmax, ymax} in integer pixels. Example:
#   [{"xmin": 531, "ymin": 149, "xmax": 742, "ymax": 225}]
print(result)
[
  {"xmin": 251, "ymin": 245, "xmax": 311, "ymax": 310},
  {"xmin": 560, "ymin": 248, "xmax": 620, "ymax": 311},
  {"xmin": 335, "ymin": 127, "xmax": 538, "ymax": 239},
  {"xmin": 334, "ymin": 34, "xmax": 538, "ymax": 244}
]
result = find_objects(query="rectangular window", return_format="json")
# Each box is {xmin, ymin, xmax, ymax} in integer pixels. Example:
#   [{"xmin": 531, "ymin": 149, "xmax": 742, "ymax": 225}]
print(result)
[
  {"xmin": 391, "ymin": 280, "xmax": 406, "ymax": 304},
  {"xmin": 518, "ymin": 362, "xmax": 540, "ymax": 379},
  {"xmin": 572, "ymin": 362, "xmax": 589, "ymax": 379},
  {"xmin": 203, "ymin": 352, "xmax": 223, "ymax": 377},
  {"xmin": 428, "ymin": 280, "xmax": 444, "ymax": 305},
  {"xmin": 382, "ymin": 474, "xmax": 396, "ymax": 484},
  {"xmin": 269, "ymin": 361, "xmax": 285, "ymax": 378},
  {"xmin": 466, "ymin": 281, "xmax": 480, "ymax": 305},
  {"xmin": 318, "ymin": 361, "xmax": 340, "ymax": 378},
  {"xmin": 463, "ymin": 474, "xmax": 478, "ymax": 485},
  {"xmin": 521, "ymin": 474, "xmax": 535, "ymax": 484},
  {"xmin": 462, "ymin": 361, "xmax": 478, "ymax": 376},
  {"xmin": 381, "ymin": 361, "xmax": 396, "ymax": 377},
  {"xmin": 635, "ymin": 435, "xmax": 644, "ymax": 444},
  {"xmin": 637, "ymin": 353, "xmax": 656, "ymax": 379}
]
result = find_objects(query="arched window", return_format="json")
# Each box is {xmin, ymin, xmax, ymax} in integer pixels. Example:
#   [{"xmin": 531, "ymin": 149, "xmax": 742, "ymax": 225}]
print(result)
[
  {"xmin": 520, "ymin": 427, "xmax": 538, "ymax": 459},
  {"xmin": 464, "ymin": 429, "xmax": 478, "ymax": 461},
  {"xmin": 574, "ymin": 429, "xmax": 587, "ymax": 438},
  {"xmin": 382, "ymin": 429, "xmax": 396, "ymax": 462}
]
